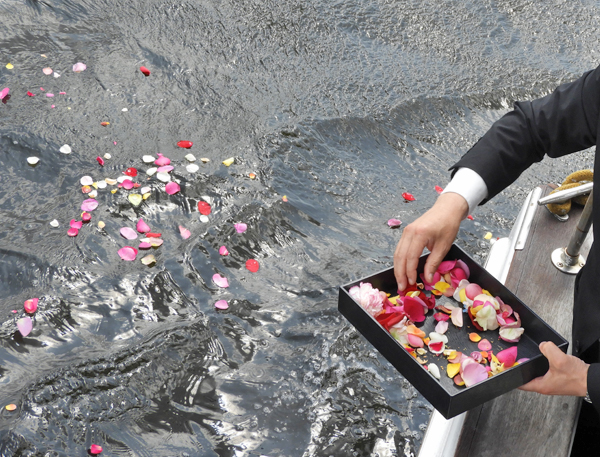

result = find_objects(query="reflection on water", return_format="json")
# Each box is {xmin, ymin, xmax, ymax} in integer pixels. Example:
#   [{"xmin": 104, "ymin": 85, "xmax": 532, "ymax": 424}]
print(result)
[{"xmin": 0, "ymin": 0, "xmax": 599, "ymax": 455}]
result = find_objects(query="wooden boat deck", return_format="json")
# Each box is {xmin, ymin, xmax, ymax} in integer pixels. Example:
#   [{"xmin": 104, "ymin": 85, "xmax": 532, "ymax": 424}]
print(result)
[{"xmin": 453, "ymin": 184, "xmax": 592, "ymax": 457}]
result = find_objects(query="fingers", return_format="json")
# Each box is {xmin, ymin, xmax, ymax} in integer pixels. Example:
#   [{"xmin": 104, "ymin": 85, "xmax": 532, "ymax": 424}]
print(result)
[
  {"xmin": 423, "ymin": 242, "xmax": 451, "ymax": 284},
  {"xmin": 518, "ymin": 376, "xmax": 544, "ymax": 392}
]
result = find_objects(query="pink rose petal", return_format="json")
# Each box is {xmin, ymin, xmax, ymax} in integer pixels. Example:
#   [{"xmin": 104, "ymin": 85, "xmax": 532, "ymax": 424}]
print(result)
[
  {"xmin": 219, "ymin": 246, "xmax": 229, "ymax": 256},
  {"xmin": 215, "ymin": 300, "xmax": 229, "ymax": 310},
  {"xmin": 435, "ymin": 320, "xmax": 448, "ymax": 334},
  {"xmin": 387, "ymin": 218, "xmax": 402, "ymax": 228},
  {"xmin": 138, "ymin": 241, "xmax": 152, "ymax": 249},
  {"xmin": 234, "ymin": 223, "xmax": 247, "ymax": 234},
  {"xmin": 67, "ymin": 228, "xmax": 79, "ymax": 237},
  {"xmin": 120, "ymin": 227, "xmax": 138, "ymax": 240},
  {"xmin": 165, "ymin": 182, "xmax": 180, "ymax": 195},
  {"xmin": 462, "ymin": 361, "xmax": 489, "ymax": 387},
  {"xmin": 157, "ymin": 165, "xmax": 174, "ymax": 173},
  {"xmin": 70, "ymin": 219, "xmax": 83, "ymax": 229},
  {"xmin": 179, "ymin": 226, "xmax": 191, "ymax": 239},
  {"xmin": 118, "ymin": 246, "xmax": 138, "ymax": 261},
  {"xmin": 0, "ymin": 87, "xmax": 9, "ymax": 100},
  {"xmin": 407, "ymin": 333, "xmax": 424, "ymax": 348},
  {"xmin": 97, "ymin": 156, "xmax": 105, "ymax": 166},
  {"xmin": 477, "ymin": 339, "xmax": 492, "ymax": 351},
  {"xmin": 81, "ymin": 212, "xmax": 92, "ymax": 222},
  {"xmin": 81, "ymin": 198, "xmax": 99, "ymax": 212},
  {"xmin": 154, "ymin": 153, "xmax": 171, "ymax": 166},
  {"xmin": 451, "ymin": 307, "xmax": 463, "ymax": 327},
  {"xmin": 90, "ymin": 444, "xmax": 103, "ymax": 455},
  {"xmin": 17, "ymin": 316, "xmax": 32, "ymax": 337},
  {"xmin": 213, "ymin": 274, "xmax": 229, "ymax": 288},
  {"xmin": 496, "ymin": 346, "xmax": 518, "ymax": 368},
  {"xmin": 122, "ymin": 179, "xmax": 134, "ymax": 190},
  {"xmin": 72, "ymin": 62, "xmax": 87, "ymax": 72},
  {"xmin": 46, "ymin": 93, "xmax": 54, "ymax": 97},
  {"xmin": 136, "ymin": 218, "xmax": 150, "ymax": 233},
  {"xmin": 24, "ymin": 298, "xmax": 38, "ymax": 314},
  {"xmin": 42, "ymin": 67, "xmax": 53, "ymax": 75}
]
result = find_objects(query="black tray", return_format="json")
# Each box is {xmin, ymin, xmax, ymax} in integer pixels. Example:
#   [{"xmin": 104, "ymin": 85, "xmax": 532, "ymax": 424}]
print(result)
[{"xmin": 338, "ymin": 244, "xmax": 568, "ymax": 419}]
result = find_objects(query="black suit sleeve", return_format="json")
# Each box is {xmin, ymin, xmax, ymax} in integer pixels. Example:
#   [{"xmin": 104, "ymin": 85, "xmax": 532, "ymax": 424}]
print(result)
[
  {"xmin": 588, "ymin": 363, "xmax": 600, "ymax": 408},
  {"xmin": 450, "ymin": 66, "xmax": 600, "ymax": 202}
]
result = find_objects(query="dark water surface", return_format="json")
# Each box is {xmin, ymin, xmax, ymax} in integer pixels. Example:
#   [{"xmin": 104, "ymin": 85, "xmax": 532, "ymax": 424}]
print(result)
[{"xmin": 0, "ymin": 0, "xmax": 599, "ymax": 455}]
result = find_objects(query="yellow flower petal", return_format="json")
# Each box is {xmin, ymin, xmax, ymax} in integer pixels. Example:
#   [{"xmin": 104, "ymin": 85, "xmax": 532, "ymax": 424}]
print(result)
[
  {"xmin": 222, "ymin": 157, "xmax": 234, "ymax": 166},
  {"xmin": 484, "ymin": 232, "xmax": 492, "ymax": 240},
  {"xmin": 128, "ymin": 194, "xmax": 143, "ymax": 206},
  {"xmin": 447, "ymin": 363, "xmax": 460, "ymax": 378},
  {"xmin": 6, "ymin": 63, "xmax": 13, "ymax": 69}
]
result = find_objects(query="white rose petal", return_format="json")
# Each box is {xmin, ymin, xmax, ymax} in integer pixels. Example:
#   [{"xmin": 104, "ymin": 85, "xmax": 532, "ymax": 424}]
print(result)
[
  {"xmin": 59, "ymin": 144, "xmax": 72, "ymax": 154},
  {"xmin": 186, "ymin": 164, "xmax": 199, "ymax": 173}
]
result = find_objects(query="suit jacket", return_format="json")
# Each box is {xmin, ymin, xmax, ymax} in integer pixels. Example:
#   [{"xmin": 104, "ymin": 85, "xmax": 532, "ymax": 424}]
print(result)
[{"xmin": 449, "ymin": 65, "xmax": 600, "ymax": 412}]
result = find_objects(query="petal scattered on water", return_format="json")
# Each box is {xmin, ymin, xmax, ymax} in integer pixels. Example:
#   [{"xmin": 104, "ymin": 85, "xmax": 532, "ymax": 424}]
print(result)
[
  {"xmin": 42, "ymin": 67, "xmax": 53, "ymax": 75},
  {"xmin": 142, "ymin": 155, "xmax": 155, "ymax": 163},
  {"xmin": 141, "ymin": 254, "xmax": 156, "ymax": 266},
  {"xmin": 245, "ymin": 259, "xmax": 260, "ymax": 273},
  {"xmin": 179, "ymin": 226, "xmax": 191, "ymax": 239},
  {"xmin": 27, "ymin": 157, "xmax": 39, "ymax": 165},
  {"xmin": 6, "ymin": 63, "xmax": 13, "ymax": 69},
  {"xmin": 50, "ymin": 219, "xmax": 59, "ymax": 227},
  {"xmin": 165, "ymin": 182, "xmax": 180, "ymax": 195},
  {"xmin": 128, "ymin": 194, "xmax": 143, "ymax": 206},
  {"xmin": 197, "ymin": 201, "xmax": 211, "ymax": 215},
  {"xmin": 70, "ymin": 219, "xmax": 83, "ymax": 229},
  {"xmin": 81, "ymin": 199, "xmax": 99, "ymax": 212},
  {"xmin": 5, "ymin": 404, "xmax": 17, "ymax": 411},
  {"xmin": 222, "ymin": 157, "xmax": 234, "ymax": 166},
  {"xmin": 219, "ymin": 246, "xmax": 229, "ymax": 256},
  {"xmin": 234, "ymin": 223, "xmax": 247, "ymax": 234},
  {"xmin": 177, "ymin": 140, "xmax": 193, "ymax": 148},
  {"xmin": 199, "ymin": 215, "xmax": 209, "ymax": 223},
  {"xmin": 402, "ymin": 192, "xmax": 416, "ymax": 201},
  {"xmin": 186, "ymin": 164, "xmax": 199, "ymax": 173},
  {"xmin": 185, "ymin": 154, "xmax": 196, "ymax": 162},
  {"xmin": 97, "ymin": 156, "xmax": 105, "ymax": 166},
  {"xmin": 118, "ymin": 246, "xmax": 138, "ymax": 261},
  {"xmin": 72, "ymin": 62, "xmax": 87, "ymax": 72},
  {"xmin": 387, "ymin": 218, "xmax": 402, "ymax": 228},
  {"xmin": 213, "ymin": 274, "xmax": 229, "ymax": 288},
  {"xmin": 24, "ymin": 298, "xmax": 38, "ymax": 314},
  {"xmin": 157, "ymin": 165, "xmax": 174, "ymax": 173},
  {"xmin": 0, "ymin": 87, "xmax": 9, "ymax": 100},
  {"xmin": 146, "ymin": 167, "xmax": 158, "ymax": 176},
  {"xmin": 59, "ymin": 144, "xmax": 72, "ymax": 154},
  {"xmin": 90, "ymin": 444, "xmax": 103, "ymax": 455},
  {"xmin": 122, "ymin": 179, "xmax": 134, "ymax": 190},
  {"xmin": 120, "ymin": 227, "xmax": 138, "ymax": 240},
  {"xmin": 81, "ymin": 176, "xmax": 94, "ymax": 186},
  {"xmin": 435, "ymin": 185, "xmax": 443, "ymax": 194},
  {"xmin": 124, "ymin": 167, "xmax": 138, "ymax": 177},
  {"xmin": 156, "ymin": 172, "xmax": 171, "ymax": 182},
  {"xmin": 215, "ymin": 300, "xmax": 229, "ymax": 310},
  {"xmin": 17, "ymin": 316, "xmax": 32, "ymax": 337},
  {"xmin": 154, "ymin": 153, "xmax": 171, "ymax": 166},
  {"xmin": 140, "ymin": 66, "xmax": 151, "ymax": 76},
  {"xmin": 67, "ymin": 228, "xmax": 79, "ymax": 237},
  {"xmin": 136, "ymin": 219, "xmax": 150, "ymax": 233}
]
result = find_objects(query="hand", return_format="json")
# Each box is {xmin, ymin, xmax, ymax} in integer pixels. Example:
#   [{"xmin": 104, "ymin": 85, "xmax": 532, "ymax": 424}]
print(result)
[
  {"xmin": 519, "ymin": 341, "xmax": 589, "ymax": 397},
  {"xmin": 394, "ymin": 192, "xmax": 468, "ymax": 290}
]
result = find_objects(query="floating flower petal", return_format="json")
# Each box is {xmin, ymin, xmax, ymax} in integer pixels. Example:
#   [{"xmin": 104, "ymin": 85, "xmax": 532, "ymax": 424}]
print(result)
[
  {"xmin": 50, "ymin": 219, "xmax": 59, "ymax": 227},
  {"xmin": 402, "ymin": 192, "xmax": 415, "ymax": 201},
  {"xmin": 142, "ymin": 155, "xmax": 155, "ymax": 163},
  {"xmin": 17, "ymin": 317, "xmax": 32, "ymax": 337},
  {"xmin": 5, "ymin": 404, "xmax": 17, "ymax": 411},
  {"xmin": 59, "ymin": 144, "xmax": 72, "ymax": 154},
  {"xmin": 43, "ymin": 67, "xmax": 53, "ymax": 75},
  {"xmin": 435, "ymin": 185, "xmax": 443, "ymax": 194},
  {"xmin": 122, "ymin": 179, "xmax": 134, "ymax": 190},
  {"xmin": 73, "ymin": 62, "xmax": 87, "ymax": 72},
  {"xmin": 90, "ymin": 444, "xmax": 103, "ymax": 455},
  {"xmin": 124, "ymin": 167, "xmax": 137, "ymax": 177},
  {"xmin": 234, "ymin": 223, "xmax": 247, "ymax": 234},
  {"xmin": 6, "ymin": 63, "xmax": 13, "ymax": 69},
  {"xmin": 154, "ymin": 153, "xmax": 171, "ymax": 166},
  {"xmin": 246, "ymin": 259, "xmax": 260, "ymax": 273},
  {"xmin": 128, "ymin": 194, "xmax": 143, "ymax": 206},
  {"xmin": 140, "ymin": 66, "xmax": 150, "ymax": 76},
  {"xmin": 27, "ymin": 91, "xmax": 35, "ymax": 97},
  {"xmin": 81, "ymin": 176, "xmax": 94, "ymax": 186},
  {"xmin": 215, "ymin": 300, "xmax": 229, "ymax": 310},
  {"xmin": 156, "ymin": 172, "xmax": 171, "ymax": 182},
  {"xmin": 165, "ymin": 182, "xmax": 180, "ymax": 195},
  {"xmin": 157, "ymin": 165, "xmax": 174, "ymax": 173},
  {"xmin": 120, "ymin": 227, "xmax": 138, "ymax": 240},
  {"xmin": 387, "ymin": 218, "xmax": 402, "ymax": 228},
  {"xmin": 177, "ymin": 140, "xmax": 193, "ymax": 148},
  {"xmin": 100, "ymin": 121, "xmax": 110, "ymax": 127},
  {"xmin": 135, "ymin": 219, "xmax": 149, "ymax": 233},
  {"xmin": 186, "ymin": 164, "xmax": 199, "ymax": 173},
  {"xmin": 81, "ymin": 199, "xmax": 98, "ymax": 212},
  {"xmin": 219, "ymin": 246, "xmax": 229, "ymax": 256},
  {"xmin": 213, "ymin": 274, "xmax": 229, "ymax": 288},
  {"xmin": 24, "ymin": 298, "xmax": 38, "ymax": 314},
  {"xmin": 118, "ymin": 246, "xmax": 138, "ymax": 261},
  {"xmin": 141, "ymin": 254, "xmax": 156, "ymax": 265},
  {"xmin": 197, "ymin": 201, "xmax": 212, "ymax": 215},
  {"xmin": 185, "ymin": 154, "xmax": 196, "ymax": 162},
  {"xmin": 70, "ymin": 219, "xmax": 83, "ymax": 229},
  {"xmin": 81, "ymin": 212, "xmax": 91, "ymax": 222},
  {"xmin": 222, "ymin": 157, "xmax": 234, "ymax": 166},
  {"xmin": 0, "ymin": 87, "xmax": 8, "ymax": 100},
  {"xmin": 179, "ymin": 226, "xmax": 191, "ymax": 239},
  {"xmin": 67, "ymin": 228, "xmax": 79, "ymax": 237},
  {"xmin": 27, "ymin": 157, "xmax": 39, "ymax": 165},
  {"xmin": 97, "ymin": 156, "xmax": 104, "ymax": 166}
]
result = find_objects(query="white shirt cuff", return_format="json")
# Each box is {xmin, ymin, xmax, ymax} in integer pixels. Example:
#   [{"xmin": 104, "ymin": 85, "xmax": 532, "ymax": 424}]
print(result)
[{"xmin": 441, "ymin": 168, "xmax": 489, "ymax": 216}]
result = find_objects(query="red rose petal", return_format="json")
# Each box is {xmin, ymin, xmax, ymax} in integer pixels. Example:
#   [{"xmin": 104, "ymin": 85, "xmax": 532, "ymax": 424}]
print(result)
[
  {"xmin": 402, "ymin": 192, "xmax": 415, "ymax": 201},
  {"xmin": 97, "ymin": 156, "xmax": 105, "ymax": 166},
  {"xmin": 146, "ymin": 232, "xmax": 162, "ymax": 238},
  {"xmin": 90, "ymin": 444, "xmax": 103, "ymax": 455},
  {"xmin": 177, "ymin": 141, "xmax": 193, "ymax": 149},
  {"xmin": 124, "ymin": 167, "xmax": 138, "ymax": 177},
  {"xmin": 246, "ymin": 259, "xmax": 260, "ymax": 273},
  {"xmin": 435, "ymin": 185, "xmax": 443, "ymax": 194},
  {"xmin": 140, "ymin": 66, "xmax": 150, "ymax": 76},
  {"xmin": 197, "ymin": 201, "xmax": 211, "ymax": 215}
]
